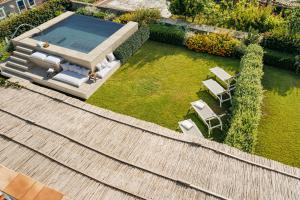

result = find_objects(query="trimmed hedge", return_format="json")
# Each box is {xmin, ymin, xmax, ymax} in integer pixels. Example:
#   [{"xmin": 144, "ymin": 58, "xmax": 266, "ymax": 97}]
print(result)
[
  {"xmin": 114, "ymin": 26, "xmax": 150, "ymax": 63},
  {"xmin": 264, "ymin": 49, "xmax": 296, "ymax": 72},
  {"xmin": 0, "ymin": 0, "xmax": 71, "ymax": 41},
  {"xmin": 262, "ymin": 31, "xmax": 300, "ymax": 54},
  {"xmin": 149, "ymin": 23, "xmax": 185, "ymax": 46},
  {"xmin": 185, "ymin": 33, "xmax": 240, "ymax": 57},
  {"xmin": 225, "ymin": 44, "xmax": 264, "ymax": 153}
]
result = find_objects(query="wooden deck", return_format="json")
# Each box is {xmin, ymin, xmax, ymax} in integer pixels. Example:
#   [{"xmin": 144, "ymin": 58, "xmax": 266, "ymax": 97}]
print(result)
[{"xmin": 0, "ymin": 79, "xmax": 299, "ymax": 200}]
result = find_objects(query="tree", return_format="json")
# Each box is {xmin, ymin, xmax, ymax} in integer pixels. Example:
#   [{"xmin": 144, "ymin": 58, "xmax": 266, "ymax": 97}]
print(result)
[
  {"xmin": 287, "ymin": 7, "xmax": 300, "ymax": 35},
  {"xmin": 169, "ymin": 0, "xmax": 207, "ymax": 22}
]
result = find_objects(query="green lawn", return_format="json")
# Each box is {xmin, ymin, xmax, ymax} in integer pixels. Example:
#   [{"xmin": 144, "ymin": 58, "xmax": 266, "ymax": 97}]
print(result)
[
  {"xmin": 255, "ymin": 66, "xmax": 300, "ymax": 168},
  {"xmin": 87, "ymin": 41, "xmax": 239, "ymax": 141},
  {"xmin": 87, "ymin": 41, "xmax": 300, "ymax": 168}
]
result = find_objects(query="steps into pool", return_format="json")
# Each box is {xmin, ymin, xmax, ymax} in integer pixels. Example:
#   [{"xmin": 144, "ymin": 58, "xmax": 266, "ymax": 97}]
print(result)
[{"xmin": 1, "ymin": 45, "xmax": 33, "ymax": 80}]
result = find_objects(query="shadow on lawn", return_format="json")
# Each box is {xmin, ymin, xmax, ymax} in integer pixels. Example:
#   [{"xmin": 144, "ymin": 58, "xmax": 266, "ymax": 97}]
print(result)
[{"xmin": 263, "ymin": 66, "xmax": 300, "ymax": 96}]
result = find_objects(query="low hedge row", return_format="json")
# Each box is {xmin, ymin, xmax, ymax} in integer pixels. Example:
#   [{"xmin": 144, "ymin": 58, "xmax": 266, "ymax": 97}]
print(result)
[
  {"xmin": 149, "ymin": 23, "xmax": 185, "ymax": 46},
  {"xmin": 185, "ymin": 33, "xmax": 241, "ymax": 57},
  {"xmin": 0, "ymin": 0, "xmax": 71, "ymax": 41},
  {"xmin": 225, "ymin": 44, "xmax": 264, "ymax": 153},
  {"xmin": 114, "ymin": 26, "xmax": 150, "ymax": 63},
  {"xmin": 264, "ymin": 49, "xmax": 296, "ymax": 71},
  {"xmin": 262, "ymin": 31, "xmax": 300, "ymax": 54}
]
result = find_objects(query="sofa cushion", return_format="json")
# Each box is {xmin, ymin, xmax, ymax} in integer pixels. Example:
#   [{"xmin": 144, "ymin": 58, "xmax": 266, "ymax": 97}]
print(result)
[
  {"xmin": 107, "ymin": 60, "xmax": 121, "ymax": 68},
  {"xmin": 106, "ymin": 53, "xmax": 116, "ymax": 62},
  {"xmin": 53, "ymin": 70, "xmax": 89, "ymax": 87},
  {"xmin": 96, "ymin": 67, "xmax": 112, "ymax": 79},
  {"xmin": 45, "ymin": 56, "xmax": 63, "ymax": 65},
  {"xmin": 30, "ymin": 52, "xmax": 47, "ymax": 61}
]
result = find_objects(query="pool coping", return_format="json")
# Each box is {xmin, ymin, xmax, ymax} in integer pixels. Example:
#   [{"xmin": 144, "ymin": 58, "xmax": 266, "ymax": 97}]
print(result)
[{"xmin": 12, "ymin": 11, "xmax": 138, "ymax": 71}]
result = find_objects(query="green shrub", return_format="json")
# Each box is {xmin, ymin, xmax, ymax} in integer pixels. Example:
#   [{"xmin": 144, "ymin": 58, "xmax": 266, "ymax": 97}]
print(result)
[
  {"xmin": 76, "ymin": 6, "xmax": 115, "ymax": 20},
  {"xmin": 225, "ymin": 44, "xmax": 264, "ymax": 153},
  {"xmin": 114, "ymin": 8, "xmax": 161, "ymax": 26},
  {"xmin": 0, "ymin": 0, "xmax": 71, "ymax": 41},
  {"xmin": 262, "ymin": 29, "xmax": 300, "ymax": 54},
  {"xmin": 149, "ymin": 23, "xmax": 186, "ymax": 46},
  {"xmin": 114, "ymin": 26, "xmax": 150, "ymax": 63},
  {"xmin": 0, "ymin": 40, "xmax": 10, "ymax": 62},
  {"xmin": 264, "ymin": 49, "xmax": 296, "ymax": 72},
  {"xmin": 185, "ymin": 1, "xmax": 285, "ymax": 33},
  {"xmin": 185, "ymin": 33, "xmax": 240, "ymax": 57}
]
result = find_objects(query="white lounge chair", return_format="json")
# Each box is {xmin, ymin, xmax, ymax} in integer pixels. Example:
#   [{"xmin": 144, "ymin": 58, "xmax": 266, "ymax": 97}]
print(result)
[
  {"xmin": 178, "ymin": 119, "xmax": 204, "ymax": 138},
  {"xmin": 202, "ymin": 79, "xmax": 232, "ymax": 107},
  {"xmin": 210, "ymin": 66, "xmax": 236, "ymax": 90},
  {"xmin": 191, "ymin": 100, "xmax": 223, "ymax": 135}
]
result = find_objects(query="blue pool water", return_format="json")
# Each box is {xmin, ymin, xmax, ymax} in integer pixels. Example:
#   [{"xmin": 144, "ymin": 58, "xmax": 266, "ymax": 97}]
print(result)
[{"xmin": 32, "ymin": 14, "xmax": 124, "ymax": 53}]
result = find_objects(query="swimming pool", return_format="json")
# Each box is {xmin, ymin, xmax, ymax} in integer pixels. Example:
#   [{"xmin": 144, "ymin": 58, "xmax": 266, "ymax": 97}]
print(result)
[{"xmin": 32, "ymin": 14, "xmax": 124, "ymax": 53}]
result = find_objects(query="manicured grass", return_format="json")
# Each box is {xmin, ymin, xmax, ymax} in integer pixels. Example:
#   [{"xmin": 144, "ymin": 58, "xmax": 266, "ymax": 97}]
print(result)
[
  {"xmin": 255, "ymin": 66, "xmax": 300, "ymax": 168},
  {"xmin": 87, "ymin": 41, "xmax": 300, "ymax": 167},
  {"xmin": 87, "ymin": 41, "xmax": 239, "ymax": 141}
]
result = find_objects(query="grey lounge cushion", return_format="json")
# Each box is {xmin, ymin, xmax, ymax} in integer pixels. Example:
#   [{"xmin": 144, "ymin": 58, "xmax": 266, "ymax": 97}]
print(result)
[{"xmin": 53, "ymin": 70, "xmax": 89, "ymax": 87}]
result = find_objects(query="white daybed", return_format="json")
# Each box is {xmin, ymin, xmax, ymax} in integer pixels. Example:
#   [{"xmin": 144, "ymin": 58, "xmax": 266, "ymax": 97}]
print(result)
[{"xmin": 53, "ymin": 63, "xmax": 89, "ymax": 87}]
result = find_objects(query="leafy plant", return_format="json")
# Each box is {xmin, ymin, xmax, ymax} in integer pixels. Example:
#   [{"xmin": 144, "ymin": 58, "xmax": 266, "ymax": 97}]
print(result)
[
  {"xmin": 295, "ymin": 55, "xmax": 300, "ymax": 74},
  {"xmin": 176, "ymin": 0, "xmax": 285, "ymax": 33},
  {"xmin": 262, "ymin": 28, "xmax": 300, "ymax": 54},
  {"xmin": 0, "ymin": 40, "xmax": 10, "ymax": 62},
  {"xmin": 76, "ymin": 6, "xmax": 115, "ymax": 20},
  {"xmin": 114, "ymin": 26, "xmax": 150, "ymax": 63},
  {"xmin": 149, "ymin": 23, "xmax": 186, "ymax": 45},
  {"xmin": 114, "ymin": 9, "xmax": 161, "ymax": 26},
  {"xmin": 0, "ymin": 77, "xmax": 22, "ymax": 89},
  {"xmin": 287, "ymin": 7, "xmax": 300, "ymax": 35},
  {"xmin": 264, "ymin": 49, "xmax": 296, "ymax": 72},
  {"xmin": 169, "ymin": 0, "xmax": 207, "ymax": 22},
  {"xmin": 243, "ymin": 28, "xmax": 261, "ymax": 45},
  {"xmin": 185, "ymin": 33, "xmax": 240, "ymax": 57},
  {"xmin": 225, "ymin": 44, "xmax": 264, "ymax": 153}
]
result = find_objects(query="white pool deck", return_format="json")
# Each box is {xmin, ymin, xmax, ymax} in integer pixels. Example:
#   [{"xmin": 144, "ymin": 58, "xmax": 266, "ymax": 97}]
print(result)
[
  {"xmin": 0, "ymin": 62, "xmax": 120, "ymax": 99},
  {"xmin": 1, "ymin": 11, "xmax": 138, "ymax": 99},
  {"xmin": 12, "ymin": 11, "xmax": 138, "ymax": 71}
]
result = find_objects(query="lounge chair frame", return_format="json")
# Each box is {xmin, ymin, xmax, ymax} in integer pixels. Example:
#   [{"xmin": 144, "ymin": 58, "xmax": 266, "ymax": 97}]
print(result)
[
  {"xmin": 202, "ymin": 79, "xmax": 232, "ymax": 107},
  {"xmin": 209, "ymin": 66, "xmax": 238, "ymax": 91},
  {"xmin": 191, "ymin": 100, "xmax": 224, "ymax": 135}
]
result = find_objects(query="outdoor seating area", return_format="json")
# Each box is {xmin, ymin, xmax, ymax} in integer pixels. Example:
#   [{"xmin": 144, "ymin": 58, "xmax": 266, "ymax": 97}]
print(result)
[{"xmin": 178, "ymin": 66, "xmax": 234, "ymax": 137}]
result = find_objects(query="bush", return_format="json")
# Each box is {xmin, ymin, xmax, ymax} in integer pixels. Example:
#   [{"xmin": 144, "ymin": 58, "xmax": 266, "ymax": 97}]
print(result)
[
  {"xmin": 114, "ymin": 26, "xmax": 150, "ymax": 63},
  {"xmin": 0, "ymin": 0, "xmax": 71, "ymax": 41},
  {"xmin": 264, "ymin": 49, "xmax": 296, "ymax": 71},
  {"xmin": 0, "ymin": 40, "xmax": 10, "ymax": 62},
  {"xmin": 114, "ymin": 8, "xmax": 161, "ymax": 26},
  {"xmin": 149, "ymin": 23, "xmax": 186, "ymax": 46},
  {"xmin": 186, "ymin": 2, "xmax": 285, "ymax": 33},
  {"xmin": 185, "ymin": 33, "xmax": 240, "ymax": 57},
  {"xmin": 225, "ymin": 44, "xmax": 264, "ymax": 153},
  {"xmin": 76, "ymin": 6, "xmax": 115, "ymax": 20},
  {"xmin": 262, "ymin": 29, "xmax": 300, "ymax": 54}
]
